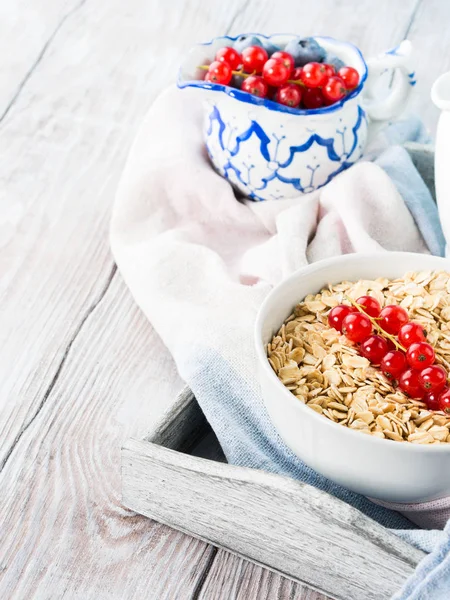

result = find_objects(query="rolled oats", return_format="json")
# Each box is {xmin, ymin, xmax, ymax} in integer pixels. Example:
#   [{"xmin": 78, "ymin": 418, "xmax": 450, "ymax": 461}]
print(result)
[{"xmin": 268, "ymin": 271, "xmax": 450, "ymax": 444}]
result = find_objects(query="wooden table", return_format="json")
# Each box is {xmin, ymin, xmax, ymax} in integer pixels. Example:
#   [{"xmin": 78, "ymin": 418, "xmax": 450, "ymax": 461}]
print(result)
[{"xmin": 1, "ymin": 1, "xmax": 448, "ymax": 598}]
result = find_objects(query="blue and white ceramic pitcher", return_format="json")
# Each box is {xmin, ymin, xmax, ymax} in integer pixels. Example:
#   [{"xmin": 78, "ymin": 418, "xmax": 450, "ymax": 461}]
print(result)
[{"xmin": 178, "ymin": 34, "xmax": 415, "ymax": 201}]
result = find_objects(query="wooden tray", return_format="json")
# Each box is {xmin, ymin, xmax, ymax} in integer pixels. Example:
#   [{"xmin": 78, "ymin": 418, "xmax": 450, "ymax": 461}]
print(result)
[{"xmin": 122, "ymin": 387, "xmax": 426, "ymax": 600}]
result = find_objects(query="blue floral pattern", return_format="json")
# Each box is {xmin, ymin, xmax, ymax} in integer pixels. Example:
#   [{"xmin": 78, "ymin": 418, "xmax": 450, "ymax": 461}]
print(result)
[{"xmin": 205, "ymin": 102, "xmax": 368, "ymax": 201}]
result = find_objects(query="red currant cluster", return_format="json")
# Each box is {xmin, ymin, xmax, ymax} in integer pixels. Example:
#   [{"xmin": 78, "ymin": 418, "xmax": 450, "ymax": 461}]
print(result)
[
  {"xmin": 202, "ymin": 46, "xmax": 359, "ymax": 109},
  {"xmin": 328, "ymin": 297, "xmax": 450, "ymax": 413}
]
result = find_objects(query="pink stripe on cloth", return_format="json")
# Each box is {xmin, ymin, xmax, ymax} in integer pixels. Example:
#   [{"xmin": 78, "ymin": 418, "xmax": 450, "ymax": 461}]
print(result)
[{"xmin": 370, "ymin": 496, "xmax": 450, "ymax": 529}]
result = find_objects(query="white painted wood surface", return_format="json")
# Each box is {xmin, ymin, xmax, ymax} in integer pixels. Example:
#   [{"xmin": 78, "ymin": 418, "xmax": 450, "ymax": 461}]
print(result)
[{"xmin": 0, "ymin": 0, "xmax": 448, "ymax": 597}]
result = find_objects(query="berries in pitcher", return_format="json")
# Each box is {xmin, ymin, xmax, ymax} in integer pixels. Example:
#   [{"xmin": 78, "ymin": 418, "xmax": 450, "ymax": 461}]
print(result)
[
  {"xmin": 242, "ymin": 45, "xmax": 269, "ymax": 73},
  {"xmin": 322, "ymin": 76, "xmax": 347, "ymax": 103},
  {"xmin": 262, "ymin": 57, "xmax": 291, "ymax": 86},
  {"xmin": 338, "ymin": 66, "xmax": 360, "ymax": 89},
  {"xmin": 241, "ymin": 75, "xmax": 268, "ymax": 97},
  {"xmin": 275, "ymin": 83, "xmax": 302, "ymax": 107},
  {"xmin": 300, "ymin": 62, "xmax": 328, "ymax": 88},
  {"xmin": 198, "ymin": 37, "xmax": 362, "ymax": 110}
]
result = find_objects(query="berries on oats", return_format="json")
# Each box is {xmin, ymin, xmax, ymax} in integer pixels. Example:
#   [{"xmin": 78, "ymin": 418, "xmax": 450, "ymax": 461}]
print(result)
[
  {"xmin": 407, "ymin": 342, "xmax": 435, "ymax": 370},
  {"xmin": 215, "ymin": 47, "xmax": 242, "ymax": 70},
  {"xmin": 398, "ymin": 322, "xmax": 426, "ymax": 348},
  {"xmin": 399, "ymin": 369, "xmax": 426, "ymax": 400},
  {"xmin": 341, "ymin": 312, "xmax": 372, "ymax": 343},
  {"xmin": 206, "ymin": 60, "xmax": 232, "ymax": 84},
  {"xmin": 355, "ymin": 295, "xmax": 381, "ymax": 318},
  {"xmin": 327, "ymin": 305, "xmax": 355, "ymax": 332},
  {"xmin": 360, "ymin": 335, "xmax": 389, "ymax": 365},
  {"xmin": 242, "ymin": 45, "xmax": 269, "ymax": 73},
  {"xmin": 262, "ymin": 57, "xmax": 291, "ymax": 86},
  {"xmin": 439, "ymin": 388, "xmax": 450, "ymax": 413},
  {"xmin": 426, "ymin": 389, "xmax": 445, "ymax": 411},
  {"xmin": 419, "ymin": 365, "xmax": 447, "ymax": 392},
  {"xmin": 275, "ymin": 83, "xmax": 302, "ymax": 107},
  {"xmin": 379, "ymin": 305, "xmax": 409, "ymax": 335},
  {"xmin": 241, "ymin": 75, "xmax": 268, "ymax": 97},
  {"xmin": 381, "ymin": 350, "xmax": 407, "ymax": 378}
]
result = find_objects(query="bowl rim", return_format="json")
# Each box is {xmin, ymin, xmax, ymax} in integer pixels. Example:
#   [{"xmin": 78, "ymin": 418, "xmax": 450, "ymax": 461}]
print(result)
[
  {"xmin": 255, "ymin": 252, "xmax": 450, "ymax": 453},
  {"xmin": 177, "ymin": 33, "xmax": 368, "ymax": 117}
]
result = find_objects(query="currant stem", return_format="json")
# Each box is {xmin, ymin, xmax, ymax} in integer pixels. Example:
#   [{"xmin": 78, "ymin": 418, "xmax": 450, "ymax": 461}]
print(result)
[{"xmin": 344, "ymin": 295, "xmax": 407, "ymax": 352}]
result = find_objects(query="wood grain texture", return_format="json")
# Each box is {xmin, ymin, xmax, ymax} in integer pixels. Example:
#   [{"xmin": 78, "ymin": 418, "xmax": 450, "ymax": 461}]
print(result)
[
  {"xmin": 407, "ymin": 0, "xmax": 450, "ymax": 131},
  {"xmin": 0, "ymin": 0, "xmax": 445, "ymax": 598},
  {"xmin": 198, "ymin": 550, "xmax": 325, "ymax": 600},
  {"xmin": 123, "ymin": 432, "xmax": 424, "ymax": 600}
]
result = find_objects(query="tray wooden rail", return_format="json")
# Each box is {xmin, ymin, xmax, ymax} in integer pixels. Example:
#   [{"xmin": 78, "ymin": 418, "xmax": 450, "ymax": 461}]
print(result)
[{"xmin": 122, "ymin": 387, "xmax": 425, "ymax": 600}]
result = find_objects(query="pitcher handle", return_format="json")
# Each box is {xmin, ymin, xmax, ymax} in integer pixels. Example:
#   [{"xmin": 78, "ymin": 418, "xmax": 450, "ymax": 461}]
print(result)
[{"xmin": 363, "ymin": 40, "xmax": 415, "ymax": 121}]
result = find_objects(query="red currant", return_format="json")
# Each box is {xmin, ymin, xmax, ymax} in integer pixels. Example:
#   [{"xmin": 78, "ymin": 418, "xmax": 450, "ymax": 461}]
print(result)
[
  {"xmin": 292, "ymin": 67, "xmax": 303, "ymax": 81},
  {"xmin": 302, "ymin": 87, "xmax": 324, "ymax": 109},
  {"xmin": 241, "ymin": 75, "xmax": 268, "ymax": 98},
  {"xmin": 418, "ymin": 365, "xmax": 447, "ymax": 392},
  {"xmin": 397, "ymin": 322, "xmax": 426, "ymax": 348},
  {"xmin": 406, "ymin": 342, "xmax": 435, "ymax": 370},
  {"xmin": 360, "ymin": 335, "xmax": 389, "ymax": 365},
  {"xmin": 399, "ymin": 369, "xmax": 426, "ymax": 400},
  {"xmin": 271, "ymin": 51, "xmax": 295, "ymax": 74},
  {"xmin": 275, "ymin": 83, "xmax": 302, "ymax": 107},
  {"xmin": 328, "ymin": 305, "xmax": 355, "ymax": 332},
  {"xmin": 207, "ymin": 60, "xmax": 232, "ymax": 85},
  {"xmin": 426, "ymin": 388, "xmax": 446, "ymax": 411},
  {"xmin": 215, "ymin": 47, "xmax": 242, "ymax": 70},
  {"xmin": 300, "ymin": 62, "xmax": 328, "ymax": 88},
  {"xmin": 338, "ymin": 66, "xmax": 360, "ymax": 90},
  {"xmin": 323, "ymin": 64, "xmax": 335, "ymax": 78},
  {"xmin": 262, "ymin": 58, "xmax": 291, "ymax": 86},
  {"xmin": 378, "ymin": 305, "xmax": 409, "ymax": 335},
  {"xmin": 242, "ymin": 45, "xmax": 268, "ymax": 74},
  {"xmin": 355, "ymin": 295, "xmax": 381, "ymax": 318},
  {"xmin": 380, "ymin": 350, "xmax": 407, "ymax": 378},
  {"xmin": 341, "ymin": 312, "xmax": 372, "ymax": 343},
  {"xmin": 322, "ymin": 76, "xmax": 347, "ymax": 103},
  {"xmin": 439, "ymin": 388, "xmax": 450, "ymax": 413}
]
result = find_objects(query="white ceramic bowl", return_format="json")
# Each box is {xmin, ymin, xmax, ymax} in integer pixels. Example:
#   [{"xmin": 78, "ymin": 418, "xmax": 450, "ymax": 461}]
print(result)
[{"xmin": 255, "ymin": 252, "xmax": 450, "ymax": 503}]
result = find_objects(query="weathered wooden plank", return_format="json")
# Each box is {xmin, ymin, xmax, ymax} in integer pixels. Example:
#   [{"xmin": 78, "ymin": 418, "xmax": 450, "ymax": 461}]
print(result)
[
  {"xmin": 199, "ymin": 550, "xmax": 326, "ymax": 600},
  {"xmin": 407, "ymin": 0, "xmax": 450, "ymax": 132},
  {"xmin": 0, "ymin": 0, "xmax": 79, "ymax": 117},
  {"xmin": 122, "ymin": 436, "xmax": 424, "ymax": 600},
  {"xmin": 0, "ymin": 274, "xmax": 211, "ymax": 599}
]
